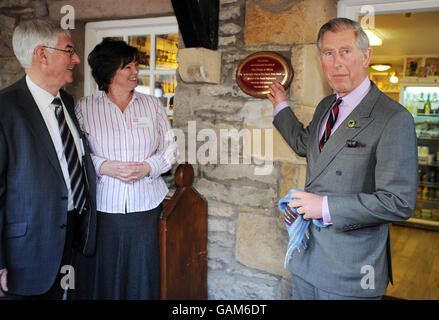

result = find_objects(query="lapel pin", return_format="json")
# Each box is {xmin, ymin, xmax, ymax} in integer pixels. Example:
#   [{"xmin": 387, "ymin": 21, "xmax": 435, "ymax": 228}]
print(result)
[{"xmin": 346, "ymin": 119, "xmax": 356, "ymax": 129}]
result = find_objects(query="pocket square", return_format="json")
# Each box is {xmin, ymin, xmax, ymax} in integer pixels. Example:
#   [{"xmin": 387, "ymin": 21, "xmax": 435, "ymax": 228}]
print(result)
[{"xmin": 345, "ymin": 139, "xmax": 365, "ymax": 148}]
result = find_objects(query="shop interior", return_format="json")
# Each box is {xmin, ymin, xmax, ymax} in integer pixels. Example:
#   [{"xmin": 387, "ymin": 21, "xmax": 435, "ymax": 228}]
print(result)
[{"xmin": 363, "ymin": 10, "xmax": 439, "ymax": 299}]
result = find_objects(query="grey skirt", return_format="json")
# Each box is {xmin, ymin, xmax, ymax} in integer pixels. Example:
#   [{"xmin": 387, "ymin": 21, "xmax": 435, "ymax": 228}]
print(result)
[{"xmin": 72, "ymin": 204, "xmax": 161, "ymax": 300}]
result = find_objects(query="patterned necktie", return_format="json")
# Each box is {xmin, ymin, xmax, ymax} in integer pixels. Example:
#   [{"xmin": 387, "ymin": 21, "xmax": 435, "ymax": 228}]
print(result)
[
  {"xmin": 319, "ymin": 98, "xmax": 343, "ymax": 151},
  {"xmin": 52, "ymin": 98, "xmax": 87, "ymax": 214}
]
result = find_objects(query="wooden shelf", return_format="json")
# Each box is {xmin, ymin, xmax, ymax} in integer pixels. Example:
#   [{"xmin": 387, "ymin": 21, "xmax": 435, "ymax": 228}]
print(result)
[
  {"xmin": 415, "ymin": 199, "xmax": 439, "ymax": 207},
  {"xmin": 419, "ymin": 182, "xmax": 439, "ymax": 188},
  {"xmin": 393, "ymin": 217, "xmax": 439, "ymax": 231}
]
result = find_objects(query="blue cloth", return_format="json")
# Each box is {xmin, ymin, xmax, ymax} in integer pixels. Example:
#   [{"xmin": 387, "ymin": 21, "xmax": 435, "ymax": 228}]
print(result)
[{"xmin": 278, "ymin": 189, "xmax": 327, "ymax": 268}]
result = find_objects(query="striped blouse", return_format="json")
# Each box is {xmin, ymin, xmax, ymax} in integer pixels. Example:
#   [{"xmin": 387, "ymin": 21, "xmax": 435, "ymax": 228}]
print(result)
[{"xmin": 75, "ymin": 91, "xmax": 177, "ymax": 214}]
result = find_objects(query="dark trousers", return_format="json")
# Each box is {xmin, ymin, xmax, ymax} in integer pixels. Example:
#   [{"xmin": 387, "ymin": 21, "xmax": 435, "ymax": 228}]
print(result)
[{"xmin": 2, "ymin": 210, "xmax": 76, "ymax": 300}]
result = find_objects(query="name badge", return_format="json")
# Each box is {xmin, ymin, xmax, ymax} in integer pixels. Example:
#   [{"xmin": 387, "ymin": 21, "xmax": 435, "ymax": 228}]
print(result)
[{"xmin": 131, "ymin": 117, "xmax": 150, "ymax": 128}]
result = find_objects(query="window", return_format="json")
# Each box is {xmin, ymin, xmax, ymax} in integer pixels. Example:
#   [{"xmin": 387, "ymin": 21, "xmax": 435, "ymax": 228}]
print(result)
[{"xmin": 84, "ymin": 17, "xmax": 178, "ymax": 119}]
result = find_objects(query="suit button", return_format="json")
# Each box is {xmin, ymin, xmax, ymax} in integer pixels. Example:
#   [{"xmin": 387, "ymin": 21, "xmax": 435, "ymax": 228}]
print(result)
[
  {"xmin": 336, "ymin": 170, "xmax": 342, "ymax": 176},
  {"xmin": 60, "ymin": 224, "xmax": 67, "ymax": 229}
]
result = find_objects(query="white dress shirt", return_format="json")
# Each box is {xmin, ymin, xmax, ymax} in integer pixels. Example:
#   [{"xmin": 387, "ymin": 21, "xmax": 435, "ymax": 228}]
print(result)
[
  {"xmin": 75, "ymin": 91, "xmax": 177, "ymax": 214},
  {"xmin": 26, "ymin": 75, "xmax": 84, "ymax": 211}
]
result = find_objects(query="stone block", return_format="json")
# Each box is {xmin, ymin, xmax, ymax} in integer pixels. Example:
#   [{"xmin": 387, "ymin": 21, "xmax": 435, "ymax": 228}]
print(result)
[
  {"xmin": 303, "ymin": 0, "xmax": 338, "ymax": 42},
  {"xmin": 219, "ymin": 35, "xmax": 237, "ymax": 46},
  {"xmin": 279, "ymin": 162, "xmax": 307, "ymax": 200},
  {"xmin": 209, "ymin": 201, "xmax": 235, "ymax": 218},
  {"xmin": 291, "ymin": 44, "xmax": 332, "ymax": 106},
  {"xmin": 244, "ymin": 0, "xmax": 337, "ymax": 45},
  {"xmin": 219, "ymin": 5, "xmax": 241, "ymax": 20},
  {"xmin": 209, "ymin": 230, "xmax": 235, "ymax": 248},
  {"xmin": 0, "ymin": 15, "xmax": 16, "ymax": 58},
  {"xmin": 242, "ymin": 123, "xmax": 306, "ymax": 165},
  {"xmin": 0, "ymin": 0, "xmax": 31, "ymax": 8},
  {"xmin": 242, "ymin": 99, "xmax": 275, "ymax": 129},
  {"xmin": 245, "ymin": 0, "xmax": 305, "ymax": 45},
  {"xmin": 0, "ymin": 57, "xmax": 24, "ymax": 90},
  {"xmin": 236, "ymin": 212, "xmax": 290, "ymax": 277},
  {"xmin": 220, "ymin": 0, "xmax": 239, "ymax": 4},
  {"xmin": 195, "ymin": 178, "xmax": 277, "ymax": 208},
  {"xmin": 178, "ymin": 48, "xmax": 222, "ymax": 84},
  {"xmin": 203, "ymin": 163, "xmax": 279, "ymax": 185},
  {"xmin": 48, "ymin": 0, "xmax": 173, "ymax": 20},
  {"xmin": 208, "ymin": 243, "xmax": 234, "ymax": 266},
  {"xmin": 208, "ymin": 216, "xmax": 236, "ymax": 234},
  {"xmin": 208, "ymin": 270, "xmax": 278, "ymax": 299},
  {"xmin": 219, "ymin": 23, "xmax": 242, "ymax": 35}
]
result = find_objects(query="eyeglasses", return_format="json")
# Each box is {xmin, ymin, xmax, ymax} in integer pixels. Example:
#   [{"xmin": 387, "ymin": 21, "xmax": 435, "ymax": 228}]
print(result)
[{"xmin": 42, "ymin": 46, "xmax": 77, "ymax": 58}]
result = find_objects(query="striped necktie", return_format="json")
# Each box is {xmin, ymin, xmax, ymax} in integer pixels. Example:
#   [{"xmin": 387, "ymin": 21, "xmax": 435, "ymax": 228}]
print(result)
[
  {"xmin": 52, "ymin": 98, "xmax": 87, "ymax": 214},
  {"xmin": 319, "ymin": 98, "xmax": 343, "ymax": 151}
]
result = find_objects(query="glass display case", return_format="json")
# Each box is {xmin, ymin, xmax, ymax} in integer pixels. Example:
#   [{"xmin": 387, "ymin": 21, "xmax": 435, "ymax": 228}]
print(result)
[{"xmin": 397, "ymin": 82, "xmax": 439, "ymax": 231}]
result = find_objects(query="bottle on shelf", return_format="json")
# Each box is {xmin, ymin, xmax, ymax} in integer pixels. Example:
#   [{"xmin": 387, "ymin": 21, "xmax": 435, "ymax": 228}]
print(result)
[
  {"xmin": 405, "ymin": 92, "xmax": 415, "ymax": 115},
  {"xmin": 431, "ymin": 93, "xmax": 439, "ymax": 115},
  {"xmin": 424, "ymin": 93, "xmax": 431, "ymax": 115},
  {"xmin": 428, "ymin": 168, "xmax": 437, "ymax": 183},
  {"xmin": 417, "ymin": 185, "xmax": 423, "ymax": 200},
  {"xmin": 422, "ymin": 186, "xmax": 429, "ymax": 200},
  {"xmin": 416, "ymin": 92, "xmax": 425, "ymax": 114}
]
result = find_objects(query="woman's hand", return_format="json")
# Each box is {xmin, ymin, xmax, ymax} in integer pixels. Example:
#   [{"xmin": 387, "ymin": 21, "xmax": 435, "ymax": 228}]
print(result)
[{"xmin": 99, "ymin": 161, "xmax": 151, "ymax": 183}]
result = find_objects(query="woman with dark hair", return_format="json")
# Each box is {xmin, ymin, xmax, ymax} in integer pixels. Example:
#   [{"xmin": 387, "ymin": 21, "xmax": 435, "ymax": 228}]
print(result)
[{"xmin": 73, "ymin": 38, "xmax": 177, "ymax": 299}]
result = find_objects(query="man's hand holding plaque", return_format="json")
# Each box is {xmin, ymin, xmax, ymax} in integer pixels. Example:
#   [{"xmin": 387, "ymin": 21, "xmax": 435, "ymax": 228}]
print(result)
[{"xmin": 267, "ymin": 82, "xmax": 287, "ymax": 108}]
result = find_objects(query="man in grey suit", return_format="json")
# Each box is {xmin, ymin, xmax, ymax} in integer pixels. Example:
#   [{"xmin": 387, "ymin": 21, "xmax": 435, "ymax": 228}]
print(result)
[
  {"xmin": 0, "ymin": 20, "xmax": 97, "ymax": 299},
  {"xmin": 268, "ymin": 18, "xmax": 417, "ymax": 299}
]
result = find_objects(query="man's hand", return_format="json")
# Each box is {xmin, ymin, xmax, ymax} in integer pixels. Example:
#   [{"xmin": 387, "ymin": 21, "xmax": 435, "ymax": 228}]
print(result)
[
  {"xmin": 99, "ymin": 161, "xmax": 151, "ymax": 183},
  {"xmin": 0, "ymin": 268, "xmax": 8, "ymax": 297},
  {"xmin": 267, "ymin": 82, "xmax": 287, "ymax": 108},
  {"xmin": 288, "ymin": 191, "xmax": 323, "ymax": 220}
]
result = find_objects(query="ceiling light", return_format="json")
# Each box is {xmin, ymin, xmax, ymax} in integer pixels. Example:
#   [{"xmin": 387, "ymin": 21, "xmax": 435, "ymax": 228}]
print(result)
[
  {"xmin": 364, "ymin": 29, "xmax": 382, "ymax": 46},
  {"xmin": 389, "ymin": 73, "xmax": 399, "ymax": 84},
  {"xmin": 371, "ymin": 64, "xmax": 392, "ymax": 71}
]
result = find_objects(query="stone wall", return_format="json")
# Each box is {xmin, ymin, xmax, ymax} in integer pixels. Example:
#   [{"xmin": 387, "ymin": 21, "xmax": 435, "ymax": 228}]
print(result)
[
  {"xmin": 0, "ymin": 0, "xmax": 337, "ymax": 299},
  {"xmin": 0, "ymin": 0, "xmax": 173, "ymax": 93},
  {"xmin": 174, "ymin": 0, "xmax": 336, "ymax": 299}
]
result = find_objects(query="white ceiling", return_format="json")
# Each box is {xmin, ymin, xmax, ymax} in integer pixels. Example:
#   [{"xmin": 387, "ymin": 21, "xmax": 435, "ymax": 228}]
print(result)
[{"xmin": 366, "ymin": 10, "xmax": 439, "ymax": 68}]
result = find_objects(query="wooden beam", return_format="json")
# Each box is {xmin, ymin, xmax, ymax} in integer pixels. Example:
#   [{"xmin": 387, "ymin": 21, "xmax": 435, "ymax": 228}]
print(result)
[{"xmin": 171, "ymin": 0, "xmax": 219, "ymax": 50}]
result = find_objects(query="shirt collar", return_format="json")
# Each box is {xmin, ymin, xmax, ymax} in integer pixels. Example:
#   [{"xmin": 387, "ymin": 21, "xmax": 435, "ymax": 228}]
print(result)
[
  {"xmin": 26, "ymin": 75, "xmax": 61, "ymax": 109},
  {"xmin": 99, "ymin": 90, "xmax": 139, "ymax": 103},
  {"xmin": 336, "ymin": 76, "xmax": 371, "ymax": 108}
]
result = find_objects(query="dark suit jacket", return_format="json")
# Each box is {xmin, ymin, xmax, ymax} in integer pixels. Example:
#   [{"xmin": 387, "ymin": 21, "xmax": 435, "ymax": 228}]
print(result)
[
  {"xmin": 0, "ymin": 77, "xmax": 97, "ymax": 296},
  {"xmin": 273, "ymin": 82, "xmax": 418, "ymax": 297}
]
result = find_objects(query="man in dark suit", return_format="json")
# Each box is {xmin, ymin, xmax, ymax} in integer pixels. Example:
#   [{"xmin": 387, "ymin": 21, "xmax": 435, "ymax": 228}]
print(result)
[
  {"xmin": 268, "ymin": 18, "xmax": 417, "ymax": 299},
  {"xmin": 0, "ymin": 19, "xmax": 96, "ymax": 299}
]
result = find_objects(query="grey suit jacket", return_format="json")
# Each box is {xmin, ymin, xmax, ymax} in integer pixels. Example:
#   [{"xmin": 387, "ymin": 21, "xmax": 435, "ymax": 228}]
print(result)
[
  {"xmin": 273, "ymin": 81, "xmax": 418, "ymax": 297},
  {"xmin": 0, "ymin": 77, "xmax": 97, "ymax": 296}
]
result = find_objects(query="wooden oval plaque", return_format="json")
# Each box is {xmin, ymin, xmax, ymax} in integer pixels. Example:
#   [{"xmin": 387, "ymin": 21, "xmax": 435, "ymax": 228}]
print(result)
[{"xmin": 236, "ymin": 51, "xmax": 293, "ymax": 98}]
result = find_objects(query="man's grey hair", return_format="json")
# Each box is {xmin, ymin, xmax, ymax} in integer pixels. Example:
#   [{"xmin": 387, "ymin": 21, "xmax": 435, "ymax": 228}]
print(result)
[
  {"xmin": 12, "ymin": 19, "xmax": 70, "ymax": 68},
  {"xmin": 317, "ymin": 18, "xmax": 370, "ymax": 54}
]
